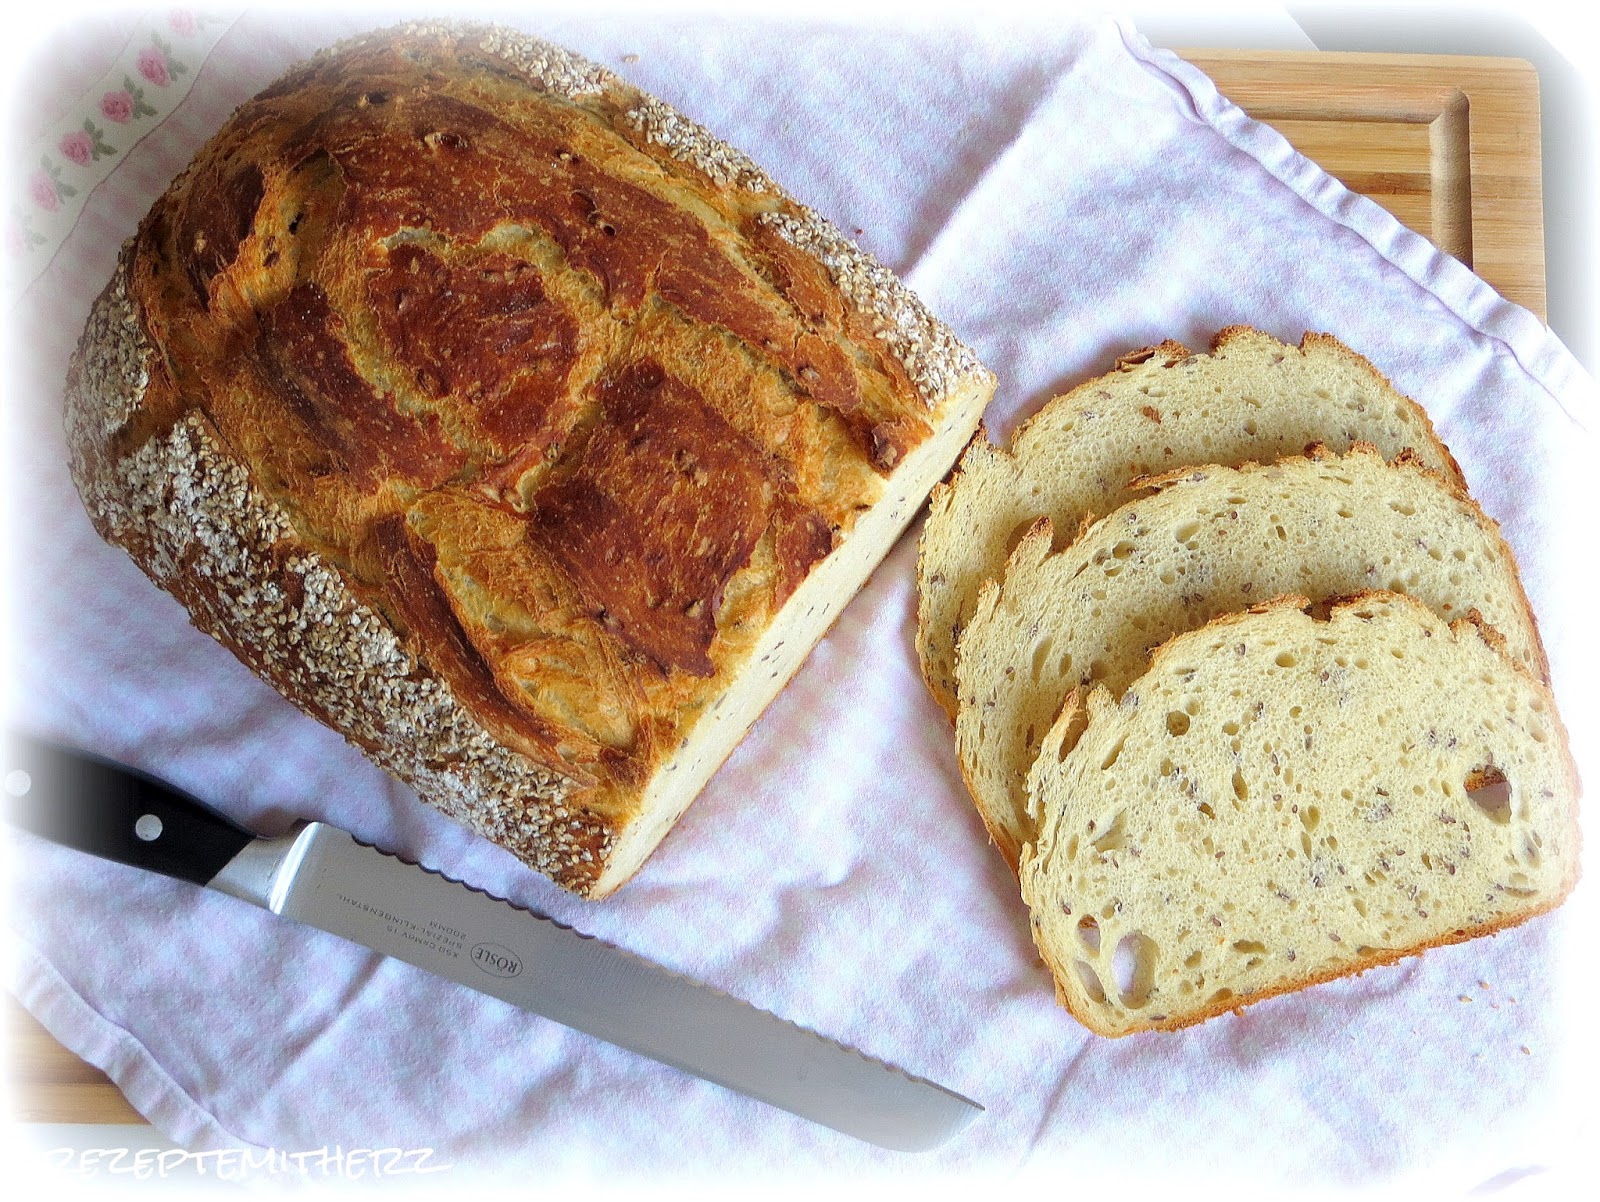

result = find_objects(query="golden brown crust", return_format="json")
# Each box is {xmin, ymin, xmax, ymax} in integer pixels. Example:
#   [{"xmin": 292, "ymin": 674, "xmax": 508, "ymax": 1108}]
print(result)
[
  {"xmin": 914, "ymin": 325, "xmax": 1468, "ymax": 726},
  {"xmin": 67, "ymin": 23, "xmax": 992, "ymax": 895},
  {"xmin": 1286, "ymin": 329, "xmax": 1467, "ymax": 489}
]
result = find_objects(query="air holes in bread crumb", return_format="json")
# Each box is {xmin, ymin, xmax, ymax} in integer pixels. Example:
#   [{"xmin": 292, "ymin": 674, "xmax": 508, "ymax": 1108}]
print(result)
[
  {"xmin": 1030, "ymin": 636, "xmax": 1054, "ymax": 682},
  {"xmin": 1092, "ymin": 811, "xmax": 1129, "ymax": 855},
  {"xmin": 1101, "ymin": 737, "xmax": 1127, "ymax": 771},
  {"xmin": 1521, "ymin": 832, "xmax": 1543, "ymax": 869},
  {"xmin": 1233, "ymin": 771, "xmax": 1249, "ymax": 802},
  {"xmin": 1077, "ymin": 915, "xmax": 1100, "ymax": 952},
  {"xmin": 1467, "ymin": 766, "xmax": 1511, "ymax": 825},
  {"xmin": 1275, "ymin": 651, "xmax": 1297, "ymax": 668},
  {"xmin": 1167, "ymin": 711, "xmax": 1190, "ymax": 736},
  {"xmin": 1074, "ymin": 960, "xmax": 1108, "ymax": 1005},
  {"xmin": 1114, "ymin": 933, "xmax": 1157, "ymax": 1008}
]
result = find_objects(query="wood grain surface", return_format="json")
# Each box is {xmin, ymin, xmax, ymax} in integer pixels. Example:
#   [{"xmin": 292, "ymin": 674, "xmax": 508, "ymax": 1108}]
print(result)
[
  {"xmin": 6, "ymin": 49, "xmax": 1549, "ymax": 1129},
  {"xmin": 1183, "ymin": 49, "xmax": 1546, "ymax": 317}
]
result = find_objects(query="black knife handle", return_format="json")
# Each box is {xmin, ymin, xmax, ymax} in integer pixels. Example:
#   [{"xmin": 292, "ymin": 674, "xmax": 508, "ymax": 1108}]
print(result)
[{"xmin": 4, "ymin": 733, "xmax": 257, "ymax": 886}]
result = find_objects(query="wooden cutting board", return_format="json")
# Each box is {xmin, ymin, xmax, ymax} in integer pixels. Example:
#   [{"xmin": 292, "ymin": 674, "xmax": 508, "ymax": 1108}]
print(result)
[
  {"xmin": 1183, "ymin": 49, "xmax": 1546, "ymax": 318},
  {"xmin": 7, "ymin": 49, "xmax": 1549, "ymax": 1128}
]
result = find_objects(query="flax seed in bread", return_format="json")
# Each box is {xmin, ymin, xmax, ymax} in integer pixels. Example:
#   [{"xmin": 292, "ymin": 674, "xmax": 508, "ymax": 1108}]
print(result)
[
  {"xmin": 954, "ymin": 445, "xmax": 1546, "ymax": 870},
  {"xmin": 916, "ymin": 328, "xmax": 1463, "ymax": 719},
  {"xmin": 1019, "ymin": 593, "xmax": 1579, "ymax": 1038}
]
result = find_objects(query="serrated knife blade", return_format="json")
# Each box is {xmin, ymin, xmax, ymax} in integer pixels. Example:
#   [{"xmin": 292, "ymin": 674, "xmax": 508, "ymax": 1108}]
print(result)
[{"xmin": 5, "ymin": 735, "xmax": 982, "ymax": 1151}]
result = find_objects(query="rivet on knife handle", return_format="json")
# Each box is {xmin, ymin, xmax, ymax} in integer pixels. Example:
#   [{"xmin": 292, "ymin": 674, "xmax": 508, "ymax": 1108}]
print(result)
[
  {"xmin": 5, "ymin": 733, "xmax": 984, "ymax": 1151},
  {"xmin": 5, "ymin": 732, "xmax": 257, "ymax": 884}
]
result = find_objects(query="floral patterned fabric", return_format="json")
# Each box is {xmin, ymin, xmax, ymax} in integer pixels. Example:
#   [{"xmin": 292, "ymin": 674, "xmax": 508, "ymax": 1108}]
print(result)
[
  {"xmin": 6, "ymin": 8, "xmax": 1595, "ymax": 1193},
  {"xmin": 7, "ymin": 8, "xmax": 235, "ymax": 295}
]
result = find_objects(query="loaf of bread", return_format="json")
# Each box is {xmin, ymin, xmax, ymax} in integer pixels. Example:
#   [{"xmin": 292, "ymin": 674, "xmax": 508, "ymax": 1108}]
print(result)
[
  {"xmin": 916, "ymin": 327, "xmax": 1462, "ymax": 719},
  {"xmin": 65, "ymin": 23, "xmax": 994, "ymax": 896},
  {"xmin": 1020, "ymin": 593, "xmax": 1580, "ymax": 1037},
  {"xmin": 955, "ymin": 445, "xmax": 1546, "ymax": 870}
]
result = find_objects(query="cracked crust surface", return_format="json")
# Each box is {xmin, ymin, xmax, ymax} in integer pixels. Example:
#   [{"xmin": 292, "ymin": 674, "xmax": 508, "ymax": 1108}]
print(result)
[
  {"xmin": 65, "ymin": 24, "xmax": 993, "ymax": 896},
  {"xmin": 66, "ymin": 253, "xmax": 607, "ymax": 887}
]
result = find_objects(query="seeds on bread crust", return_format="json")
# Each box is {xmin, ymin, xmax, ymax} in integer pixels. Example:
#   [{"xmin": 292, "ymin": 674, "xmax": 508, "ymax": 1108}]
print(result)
[{"xmin": 65, "ymin": 24, "xmax": 995, "ymax": 896}]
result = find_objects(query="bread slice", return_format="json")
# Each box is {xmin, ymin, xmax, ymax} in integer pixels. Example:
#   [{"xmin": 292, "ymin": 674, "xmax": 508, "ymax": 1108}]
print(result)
[
  {"xmin": 64, "ymin": 24, "xmax": 994, "ymax": 897},
  {"xmin": 916, "ymin": 327, "xmax": 1463, "ymax": 719},
  {"xmin": 954, "ymin": 446, "xmax": 1546, "ymax": 870},
  {"xmin": 1018, "ymin": 593, "xmax": 1580, "ymax": 1038}
]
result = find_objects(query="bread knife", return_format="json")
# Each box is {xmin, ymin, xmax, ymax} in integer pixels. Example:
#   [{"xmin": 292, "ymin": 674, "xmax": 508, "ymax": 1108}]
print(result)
[{"xmin": 3, "ymin": 735, "xmax": 982, "ymax": 1151}]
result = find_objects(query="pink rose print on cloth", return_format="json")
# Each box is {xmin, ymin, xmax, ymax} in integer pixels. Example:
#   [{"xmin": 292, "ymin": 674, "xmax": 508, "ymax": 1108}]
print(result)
[
  {"xmin": 28, "ymin": 170, "xmax": 60, "ymax": 212},
  {"xmin": 59, "ymin": 122, "xmax": 117, "ymax": 164},
  {"xmin": 11, "ymin": 10, "xmax": 218, "ymax": 294},
  {"xmin": 138, "ymin": 47, "xmax": 171, "ymax": 88},
  {"xmin": 102, "ymin": 76, "xmax": 160, "ymax": 124},
  {"xmin": 100, "ymin": 89, "xmax": 135, "ymax": 123},
  {"xmin": 58, "ymin": 130, "xmax": 94, "ymax": 166},
  {"xmin": 28, "ymin": 160, "xmax": 77, "ymax": 211},
  {"xmin": 140, "ymin": 35, "xmax": 190, "ymax": 89},
  {"xmin": 8, "ymin": 216, "xmax": 45, "ymax": 255}
]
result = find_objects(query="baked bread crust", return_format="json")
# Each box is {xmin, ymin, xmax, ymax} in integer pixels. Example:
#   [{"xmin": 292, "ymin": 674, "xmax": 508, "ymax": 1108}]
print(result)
[
  {"xmin": 916, "ymin": 327, "xmax": 1465, "ymax": 720},
  {"xmin": 953, "ymin": 444, "xmax": 1549, "ymax": 872},
  {"xmin": 66, "ymin": 22, "xmax": 994, "ymax": 896},
  {"xmin": 1019, "ymin": 592, "xmax": 1581, "ymax": 1038}
]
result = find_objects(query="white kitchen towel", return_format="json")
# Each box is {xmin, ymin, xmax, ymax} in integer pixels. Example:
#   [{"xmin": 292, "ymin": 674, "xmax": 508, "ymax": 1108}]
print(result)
[{"xmin": 5, "ymin": 6, "xmax": 1596, "ymax": 1196}]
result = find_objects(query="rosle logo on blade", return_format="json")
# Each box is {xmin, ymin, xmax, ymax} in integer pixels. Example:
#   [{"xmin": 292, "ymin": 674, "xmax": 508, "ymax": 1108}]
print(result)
[{"xmin": 471, "ymin": 942, "xmax": 523, "ymax": 979}]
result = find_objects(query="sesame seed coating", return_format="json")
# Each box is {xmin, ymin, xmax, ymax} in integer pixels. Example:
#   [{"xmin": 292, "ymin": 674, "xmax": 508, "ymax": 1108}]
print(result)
[
  {"xmin": 61, "ymin": 24, "xmax": 993, "ymax": 896},
  {"xmin": 623, "ymin": 96, "xmax": 772, "ymax": 193},
  {"xmin": 65, "ymin": 250, "xmax": 611, "ymax": 893},
  {"xmin": 758, "ymin": 209, "xmax": 986, "ymax": 409}
]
